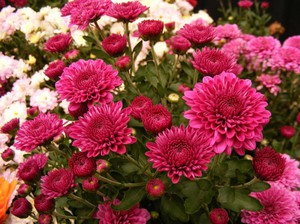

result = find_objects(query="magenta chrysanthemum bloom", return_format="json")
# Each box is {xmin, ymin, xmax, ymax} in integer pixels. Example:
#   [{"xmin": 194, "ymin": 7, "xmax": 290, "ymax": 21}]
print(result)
[
  {"xmin": 41, "ymin": 168, "xmax": 75, "ymax": 199},
  {"xmin": 209, "ymin": 208, "xmax": 229, "ymax": 224},
  {"xmin": 280, "ymin": 125, "xmax": 296, "ymax": 138},
  {"xmin": 138, "ymin": 20, "xmax": 164, "ymax": 41},
  {"xmin": 129, "ymin": 95, "xmax": 153, "ymax": 120},
  {"xmin": 115, "ymin": 55, "xmax": 131, "ymax": 71},
  {"xmin": 62, "ymin": 0, "xmax": 112, "ymax": 30},
  {"xmin": 102, "ymin": 34, "xmax": 127, "ymax": 57},
  {"xmin": 241, "ymin": 183, "xmax": 300, "ymax": 224},
  {"xmin": 45, "ymin": 60, "xmax": 66, "ymax": 79},
  {"xmin": 34, "ymin": 194, "xmax": 55, "ymax": 213},
  {"xmin": 283, "ymin": 35, "xmax": 300, "ymax": 50},
  {"xmin": 56, "ymin": 59, "xmax": 122, "ymax": 106},
  {"xmin": 146, "ymin": 178, "xmax": 165, "ymax": 197},
  {"xmin": 68, "ymin": 152, "xmax": 96, "ymax": 177},
  {"xmin": 82, "ymin": 176, "xmax": 99, "ymax": 191},
  {"xmin": 68, "ymin": 102, "xmax": 89, "ymax": 118},
  {"xmin": 252, "ymin": 147, "xmax": 285, "ymax": 181},
  {"xmin": 38, "ymin": 214, "xmax": 53, "ymax": 224},
  {"xmin": 256, "ymin": 74, "xmax": 281, "ymax": 96},
  {"xmin": 146, "ymin": 125, "xmax": 215, "ymax": 184},
  {"xmin": 106, "ymin": 1, "xmax": 148, "ymax": 22},
  {"xmin": 214, "ymin": 24, "xmax": 242, "ymax": 42},
  {"xmin": 17, "ymin": 154, "xmax": 48, "ymax": 182},
  {"xmin": 14, "ymin": 113, "xmax": 63, "ymax": 152},
  {"xmin": 1, "ymin": 118, "xmax": 19, "ymax": 134},
  {"xmin": 69, "ymin": 102, "xmax": 136, "ymax": 157},
  {"xmin": 44, "ymin": 33, "xmax": 72, "ymax": 53},
  {"xmin": 166, "ymin": 36, "xmax": 191, "ymax": 54},
  {"xmin": 141, "ymin": 104, "xmax": 172, "ymax": 134},
  {"xmin": 96, "ymin": 199, "xmax": 151, "ymax": 224},
  {"xmin": 192, "ymin": 47, "xmax": 237, "ymax": 77},
  {"xmin": 177, "ymin": 23, "xmax": 215, "ymax": 46},
  {"xmin": 8, "ymin": 0, "xmax": 27, "ymax": 7},
  {"xmin": 238, "ymin": 0, "xmax": 253, "ymax": 9},
  {"xmin": 1, "ymin": 148, "xmax": 14, "ymax": 161},
  {"xmin": 183, "ymin": 72, "xmax": 271, "ymax": 155},
  {"xmin": 11, "ymin": 198, "xmax": 32, "ymax": 219},
  {"xmin": 269, "ymin": 47, "xmax": 300, "ymax": 73}
]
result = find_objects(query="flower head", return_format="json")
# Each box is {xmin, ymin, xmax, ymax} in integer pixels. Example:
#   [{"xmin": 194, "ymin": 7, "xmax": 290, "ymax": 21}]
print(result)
[
  {"xmin": 68, "ymin": 152, "xmax": 96, "ymax": 177},
  {"xmin": 34, "ymin": 194, "xmax": 55, "ymax": 213},
  {"xmin": 269, "ymin": 47, "xmax": 300, "ymax": 73},
  {"xmin": 8, "ymin": 0, "xmax": 27, "ymax": 7},
  {"xmin": 1, "ymin": 148, "xmax": 15, "ymax": 162},
  {"xmin": 141, "ymin": 104, "xmax": 172, "ymax": 134},
  {"xmin": 106, "ymin": 1, "xmax": 148, "ymax": 22},
  {"xmin": 65, "ymin": 49, "xmax": 79, "ymax": 60},
  {"xmin": 96, "ymin": 159, "xmax": 110, "ymax": 173},
  {"xmin": 69, "ymin": 102, "xmax": 136, "ymax": 157},
  {"xmin": 56, "ymin": 59, "xmax": 122, "ymax": 106},
  {"xmin": 138, "ymin": 20, "xmax": 164, "ymax": 41},
  {"xmin": 11, "ymin": 198, "xmax": 32, "ymax": 219},
  {"xmin": 209, "ymin": 208, "xmax": 229, "ymax": 224},
  {"xmin": 183, "ymin": 72, "xmax": 271, "ymax": 155},
  {"xmin": 41, "ymin": 168, "xmax": 75, "ymax": 199},
  {"xmin": 68, "ymin": 102, "xmax": 89, "ymax": 118},
  {"xmin": 44, "ymin": 33, "xmax": 72, "ymax": 53},
  {"xmin": 17, "ymin": 184, "xmax": 32, "ymax": 197},
  {"xmin": 177, "ymin": 23, "xmax": 215, "ymax": 46},
  {"xmin": 241, "ymin": 183, "xmax": 300, "ymax": 224},
  {"xmin": 214, "ymin": 24, "xmax": 242, "ymax": 42},
  {"xmin": 146, "ymin": 178, "xmax": 165, "ymax": 197},
  {"xmin": 115, "ymin": 55, "xmax": 131, "ymax": 71},
  {"xmin": 38, "ymin": 214, "xmax": 53, "ymax": 224},
  {"xmin": 238, "ymin": 0, "xmax": 253, "ymax": 9},
  {"xmin": 261, "ymin": 1, "xmax": 269, "ymax": 9},
  {"xmin": 44, "ymin": 60, "xmax": 66, "ymax": 79},
  {"xmin": 129, "ymin": 95, "xmax": 153, "ymax": 120},
  {"xmin": 253, "ymin": 147, "xmax": 285, "ymax": 181},
  {"xmin": 96, "ymin": 199, "xmax": 150, "ymax": 224},
  {"xmin": 280, "ymin": 125, "xmax": 296, "ymax": 138},
  {"xmin": 102, "ymin": 34, "xmax": 127, "ymax": 57},
  {"xmin": 82, "ymin": 176, "xmax": 99, "ymax": 191},
  {"xmin": 256, "ymin": 74, "xmax": 281, "ymax": 96},
  {"xmin": 0, "ymin": 177, "xmax": 17, "ymax": 223},
  {"xmin": 1, "ymin": 118, "xmax": 19, "ymax": 134},
  {"xmin": 14, "ymin": 113, "xmax": 63, "ymax": 152},
  {"xmin": 146, "ymin": 125, "xmax": 215, "ymax": 184},
  {"xmin": 166, "ymin": 36, "xmax": 191, "ymax": 54},
  {"xmin": 283, "ymin": 35, "xmax": 300, "ymax": 50},
  {"xmin": 192, "ymin": 47, "xmax": 237, "ymax": 76}
]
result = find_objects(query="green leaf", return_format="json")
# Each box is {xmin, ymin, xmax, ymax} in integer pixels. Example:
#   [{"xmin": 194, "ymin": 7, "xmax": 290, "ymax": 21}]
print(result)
[
  {"xmin": 83, "ymin": 35, "xmax": 95, "ymax": 43},
  {"xmin": 68, "ymin": 199, "xmax": 85, "ymax": 208},
  {"xmin": 248, "ymin": 180, "xmax": 270, "ymax": 192},
  {"xmin": 181, "ymin": 61, "xmax": 195, "ymax": 79},
  {"xmin": 217, "ymin": 186, "xmax": 235, "ymax": 204},
  {"xmin": 161, "ymin": 194, "xmax": 189, "ymax": 222},
  {"xmin": 112, "ymin": 187, "xmax": 145, "ymax": 211},
  {"xmin": 91, "ymin": 48, "xmax": 111, "ymax": 60},
  {"xmin": 133, "ymin": 41, "xmax": 143, "ymax": 60}
]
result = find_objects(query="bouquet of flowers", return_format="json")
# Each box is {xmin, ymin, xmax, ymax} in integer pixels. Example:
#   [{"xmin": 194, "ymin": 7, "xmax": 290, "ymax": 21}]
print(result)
[{"xmin": 0, "ymin": 0, "xmax": 300, "ymax": 223}]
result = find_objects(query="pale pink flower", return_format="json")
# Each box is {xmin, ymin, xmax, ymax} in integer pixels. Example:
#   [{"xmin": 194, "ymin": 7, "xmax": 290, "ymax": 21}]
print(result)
[
  {"xmin": 269, "ymin": 47, "xmax": 300, "ymax": 73},
  {"xmin": 30, "ymin": 88, "xmax": 58, "ymax": 113},
  {"xmin": 283, "ymin": 35, "xmax": 300, "ymax": 50},
  {"xmin": 221, "ymin": 38, "xmax": 247, "ymax": 60},
  {"xmin": 256, "ymin": 74, "xmax": 281, "ymax": 96},
  {"xmin": 214, "ymin": 24, "xmax": 242, "ymax": 42},
  {"xmin": 183, "ymin": 72, "xmax": 271, "ymax": 155}
]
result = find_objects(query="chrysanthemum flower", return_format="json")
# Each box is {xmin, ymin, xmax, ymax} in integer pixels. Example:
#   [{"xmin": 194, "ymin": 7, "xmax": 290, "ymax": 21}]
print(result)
[
  {"xmin": 1, "ymin": 118, "xmax": 19, "ymax": 134},
  {"xmin": 146, "ymin": 125, "xmax": 215, "ymax": 184},
  {"xmin": 41, "ymin": 168, "xmax": 75, "ymax": 199},
  {"xmin": 214, "ymin": 24, "xmax": 242, "ymax": 42},
  {"xmin": 14, "ymin": 113, "xmax": 63, "ymax": 152},
  {"xmin": 256, "ymin": 74, "xmax": 281, "ymax": 96},
  {"xmin": 209, "ymin": 208, "xmax": 229, "ymax": 224},
  {"xmin": 11, "ymin": 198, "xmax": 32, "ymax": 219},
  {"xmin": 283, "ymin": 35, "xmax": 300, "ymax": 50},
  {"xmin": 68, "ymin": 152, "xmax": 96, "ymax": 177},
  {"xmin": 44, "ymin": 60, "xmax": 66, "ymax": 79},
  {"xmin": 166, "ymin": 36, "xmax": 191, "ymax": 54},
  {"xmin": 183, "ymin": 72, "xmax": 271, "ymax": 155},
  {"xmin": 102, "ymin": 34, "xmax": 127, "ymax": 57},
  {"xmin": 192, "ymin": 47, "xmax": 237, "ymax": 76},
  {"xmin": 69, "ymin": 102, "xmax": 136, "ymax": 157},
  {"xmin": 82, "ymin": 176, "xmax": 99, "ymax": 192},
  {"xmin": 44, "ymin": 33, "xmax": 72, "ymax": 53},
  {"xmin": 138, "ymin": 20, "xmax": 164, "ymax": 41},
  {"xmin": 238, "ymin": 0, "xmax": 253, "ymax": 9},
  {"xmin": 34, "ymin": 194, "xmax": 55, "ymax": 213},
  {"xmin": 177, "ymin": 23, "xmax": 215, "ymax": 46},
  {"xmin": 96, "ymin": 199, "xmax": 150, "ymax": 224},
  {"xmin": 269, "ymin": 47, "xmax": 300, "ymax": 73},
  {"xmin": 241, "ymin": 183, "xmax": 300, "ymax": 224},
  {"xmin": 146, "ymin": 178, "xmax": 165, "ymax": 197},
  {"xmin": 129, "ymin": 95, "xmax": 153, "ymax": 120},
  {"xmin": 1, "ymin": 148, "xmax": 14, "ymax": 161},
  {"xmin": 61, "ymin": 0, "xmax": 112, "ymax": 30},
  {"xmin": 56, "ymin": 59, "xmax": 122, "ymax": 106},
  {"xmin": 280, "ymin": 125, "xmax": 296, "ymax": 138},
  {"xmin": 106, "ymin": 1, "xmax": 148, "ymax": 22}
]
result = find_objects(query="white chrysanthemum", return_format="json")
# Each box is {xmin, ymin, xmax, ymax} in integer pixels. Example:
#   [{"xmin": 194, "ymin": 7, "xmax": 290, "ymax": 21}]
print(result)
[
  {"xmin": 71, "ymin": 28, "xmax": 87, "ymax": 47},
  {"xmin": 30, "ymin": 69, "xmax": 49, "ymax": 90},
  {"xmin": 179, "ymin": 10, "xmax": 213, "ymax": 30},
  {"xmin": 0, "ymin": 133, "xmax": 10, "ymax": 152},
  {"xmin": 0, "ymin": 93, "xmax": 14, "ymax": 113},
  {"xmin": 148, "ymin": 0, "xmax": 182, "ymax": 24},
  {"xmin": 175, "ymin": 0, "xmax": 194, "ymax": 15},
  {"xmin": 59, "ymin": 99, "xmax": 70, "ymax": 114},
  {"xmin": 110, "ymin": 22, "xmax": 125, "ymax": 35},
  {"xmin": 30, "ymin": 88, "xmax": 58, "ymax": 113},
  {"xmin": 11, "ymin": 77, "xmax": 33, "ymax": 101},
  {"xmin": 154, "ymin": 41, "xmax": 168, "ymax": 58},
  {"xmin": 0, "ymin": 6, "xmax": 20, "ymax": 40},
  {"xmin": 97, "ymin": 15, "xmax": 117, "ymax": 29},
  {"xmin": 2, "ymin": 102, "xmax": 27, "ymax": 126},
  {"xmin": 0, "ymin": 54, "xmax": 30, "ymax": 80}
]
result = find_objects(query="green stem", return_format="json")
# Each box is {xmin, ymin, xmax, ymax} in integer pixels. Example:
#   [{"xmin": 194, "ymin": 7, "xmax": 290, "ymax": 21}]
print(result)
[
  {"xmin": 46, "ymin": 143, "xmax": 69, "ymax": 158},
  {"xmin": 124, "ymin": 22, "xmax": 135, "ymax": 76},
  {"xmin": 150, "ymin": 40, "xmax": 162, "ymax": 85},
  {"xmin": 54, "ymin": 211, "xmax": 77, "ymax": 220},
  {"xmin": 124, "ymin": 154, "xmax": 153, "ymax": 178},
  {"xmin": 231, "ymin": 177, "xmax": 259, "ymax": 189},
  {"xmin": 95, "ymin": 173, "xmax": 146, "ymax": 188},
  {"xmin": 169, "ymin": 54, "xmax": 179, "ymax": 84},
  {"xmin": 68, "ymin": 193, "xmax": 96, "ymax": 208},
  {"xmin": 94, "ymin": 21, "xmax": 105, "ymax": 41},
  {"xmin": 124, "ymin": 72, "xmax": 141, "ymax": 95},
  {"xmin": 192, "ymin": 70, "xmax": 198, "ymax": 86}
]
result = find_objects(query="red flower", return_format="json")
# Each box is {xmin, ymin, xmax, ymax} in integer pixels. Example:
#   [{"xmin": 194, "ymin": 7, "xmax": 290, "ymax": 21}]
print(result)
[
  {"xmin": 253, "ymin": 147, "xmax": 285, "ymax": 181},
  {"xmin": 129, "ymin": 95, "xmax": 153, "ymax": 120},
  {"xmin": 38, "ymin": 214, "xmax": 53, "ymax": 224},
  {"xmin": 68, "ymin": 102, "xmax": 89, "ymax": 118},
  {"xmin": 69, "ymin": 102, "xmax": 136, "ymax": 157},
  {"xmin": 141, "ymin": 104, "xmax": 172, "ymax": 134},
  {"xmin": 68, "ymin": 152, "xmax": 96, "ymax": 177},
  {"xmin": 44, "ymin": 33, "xmax": 72, "ymax": 53},
  {"xmin": 238, "ymin": 0, "xmax": 253, "ymax": 9},
  {"xmin": 146, "ymin": 125, "xmax": 215, "ymax": 184},
  {"xmin": 261, "ymin": 1, "xmax": 269, "ymax": 9},
  {"xmin": 34, "ymin": 194, "xmax": 55, "ymax": 213},
  {"xmin": 115, "ymin": 55, "xmax": 131, "ymax": 71},
  {"xmin": 96, "ymin": 159, "xmax": 110, "ymax": 173},
  {"xmin": 41, "ymin": 168, "xmax": 75, "ymax": 199},
  {"xmin": 44, "ymin": 60, "xmax": 66, "ymax": 79},
  {"xmin": 166, "ymin": 36, "xmax": 191, "ymax": 54},
  {"xmin": 146, "ymin": 178, "xmax": 165, "ymax": 197},
  {"xmin": 102, "ymin": 34, "xmax": 127, "ymax": 57},
  {"xmin": 106, "ymin": 1, "xmax": 148, "ymax": 22},
  {"xmin": 280, "ymin": 125, "xmax": 296, "ymax": 138},
  {"xmin": 11, "ymin": 198, "xmax": 32, "ymax": 218},
  {"xmin": 192, "ymin": 47, "xmax": 237, "ymax": 77},
  {"xmin": 14, "ymin": 113, "xmax": 63, "ymax": 152},
  {"xmin": 209, "ymin": 208, "xmax": 229, "ymax": 224},
  {"xmin": 1, "ymin": 148, "xmax": 14, "ymax": 162},
  {"xmin": 17, "ymin": 184, "xmax": 32, "ymax": 197},
  {"xmin": 1, "ymin": 118, "xmax": 19, "ymax": 134},
  {"xmin": 56, "ymin": 59, "xmax": 122, "ymax": 106},
  {"xmin": 8, "ymin": 0, "xmax": 27, "ymax": 7},
  {"xmin": 82, "ymin": 176, "xmax": 99, "ymax": 191},
  {"xmin": 138, "ymin": 20, "xmax": 164, "ymax": 41}
]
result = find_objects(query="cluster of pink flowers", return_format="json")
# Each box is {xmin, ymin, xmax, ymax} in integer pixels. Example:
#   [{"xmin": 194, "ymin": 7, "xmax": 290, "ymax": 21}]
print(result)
[{"xmin": 256, "ymin": 74, "xmax": 281, "ymax": 96}]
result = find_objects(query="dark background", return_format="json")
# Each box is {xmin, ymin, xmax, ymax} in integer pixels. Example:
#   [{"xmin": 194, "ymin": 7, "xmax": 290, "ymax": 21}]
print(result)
[{"xmin": 194, "ymin": 0, "xmax": 300, "ymax": 41}]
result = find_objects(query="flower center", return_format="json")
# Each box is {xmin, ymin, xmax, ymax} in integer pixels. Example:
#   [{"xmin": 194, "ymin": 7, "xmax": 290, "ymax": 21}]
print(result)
[
  {"xmin": 166, "ymin": 140, "xmax": 193, "ymax": 167},
  {"xmin": 217, "ymin": 95, "xmax": 242, "ymax": 118},
  {"xmin": 90, "ymin": 116, "xmax": 114, "ymax": 140}
]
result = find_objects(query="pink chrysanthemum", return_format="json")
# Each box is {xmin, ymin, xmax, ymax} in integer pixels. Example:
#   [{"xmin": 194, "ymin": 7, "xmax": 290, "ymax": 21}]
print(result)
[
  {"xmin": 1, "ymin": 118, "xmax": 19, "ymax": 134},
  {"xmin": 146, "ymin": 178, "xmax": 165, "ymax": 197},
  {"xmin": 222, "ymin": 38, "xmax": 247, "ymax": 60},
  {"xmin": 41, "ymin": 168, "xmax": 75, "ymax": 199},
  {"xmin": 245, "ymin": 36, "xmax": 281, "ymax": 70},
  {"xmin": 214, "ymin": 24, "xmax": 242, "ymax": 42},
  {"xmin": 102, "ymin": 34, "xmax": 127, "ymax": 57},
  {"xmin": 115, "ymin": 55, "xmax": 131, "ymax": 71},
  {"xmin": 96, "ymin": 199, "xmax": 150, "ymax": 224},
  {"xmin": 146, "ymin": 125, "xmax": 215, "ymax": 184},
  {"xmin": 62, "ymin": 0, "xmax": 112, "ymax": 30},
  {"xmin": 283, "ymin": 35, "xmax": 300, "ymax": 50},
  {"xmin": 177, "ymin": 23, "xmax": 215, "ymax": 46},
  {"xmin": 8, "ymin": 0, "xmax": 27, "ymax": 7},
  {"xmin": 68, "ymin": 152, "xmax": 96, "ymax": 177},
  {"xmin": 45, "ymin": 60, "xmax": 66, "ymax": 79},
  {"xmin": 34, "ymin": 194, "xmax": 55, "ymax": 213},
  {"xmin": 69, "ymin": 102, "xmax": 136, "ymax": 157},
  {"xmin": 44, "ymin": 33, "xmax": 72, "ymax": 53},
  {"xmin": 14, "ymin": 113, "xmax": 63, "ymax": 152},
  {"xmin": 268, "ymin": 47, "xmax": 300, "ymax": 73},
  {"xmin": 129, "ymin": 95, "xmax": 153, "ymax": 120},
  {"xmin": 241, "ymin": 183, "xmax": 300, "ymax": 224},
  {"xmin": 138, "ymin": 20, "xmax": 164, "ymax": 41},
  {"xmin": 166, "ymin": 36, "xmax": 191, "ymax": 54},
  {"xmin": 256, "ymin": 74, "xmax": 281, "ymax": 96},
  {"xmin": 106, "ymin": 1, "xmax": 148, "ymax": 22},
  {"xmin": 192, "ymin": 47, "xmax": 237, "ymax": 77},
  {"xmin": 280, "ymin": 125, "xmax": 296, "ymax": 138},
  {"xmin": 238, "ymin": 0, "xmax": 253, "ymax": 9},
  {"xmin": 11, "ymin": 198, "xmax": 32, "ymax": 219},
  {"xmin": 209, "ymin": 208, "xmax": 229, "ymax": 224},
  {"xmin": 55, "ymin": 59, "xmax": 122, "ymax": 106},
  {"xmin": 183, "ymin": 72, "xmax": 271, "ymax": 155},
  {"xmin": 82, "ymin": 176, "xmax": 99, "ymax": 191}
]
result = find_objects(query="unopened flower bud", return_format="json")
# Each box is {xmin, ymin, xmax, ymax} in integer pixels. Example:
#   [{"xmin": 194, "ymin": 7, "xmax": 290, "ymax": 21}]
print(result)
[
  {"xmin": 209, "ymin": 208, "xmax": 229, "ymax": 224},
  {"xmin": 65, "ymin": 49, "xmax": 79, "ymax": 60},
  {"xmin": 17, "ymin": 184, "xmax": 32, "ymax": 197},
  {"xmin": 96, "ymin": 159, "xmax": 110, "ymax": 174},
  {"xmin": 27, "ymin": 106, "xmax": 39, "ymax": 118},
  {"xmin": 280, "ymin": 125, "xmax": 296, "ymax": 138},
  {"xmin": 38, "ymin": 214, "xmax": 53, "ymax": 224},
  {"xmin": 1, "ymin": 148, "xmax": 15, "ymax": 161},
  {"xmin": 165, "ymin": 22, "xmax": 175, "ymax": 31},
  {"xmin": 1, "ymin": 118, "xmax": 19, "ymax": 135},
  {"xmin": 11, "ymin": 198, "xmax": 33, "ymax": 218},
  {"xmin": 82, "ymin": 176, "xmax": 99, "ymax": 192},
  {"xmin": 146, "ymin": 178, "xmax": 165, "ymax": 197},
  {"xmin": 167, "ymin": 93, "xmax": 180, "ymax": 103},
  {"xmin": 34, "ymin": 194, "xmax": 55, "ymax": 213},
  {"xmin": 115, "ymin": 55, "xmax": 131, "ymax": 71}
]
